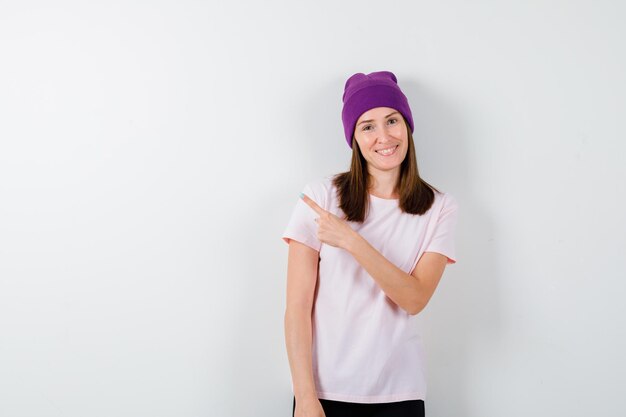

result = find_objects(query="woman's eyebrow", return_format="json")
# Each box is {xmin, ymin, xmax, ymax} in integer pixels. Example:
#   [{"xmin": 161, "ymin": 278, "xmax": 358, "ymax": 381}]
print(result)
[{"xmin": 357, "ymin": 111, "xmax": 400, "ymax": 126}]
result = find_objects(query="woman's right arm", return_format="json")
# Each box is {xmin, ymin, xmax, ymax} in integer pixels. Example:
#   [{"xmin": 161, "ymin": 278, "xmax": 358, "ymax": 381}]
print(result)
[{"xmin": 284, "ymin": 240, "xmax": 325, "ymax": 416}]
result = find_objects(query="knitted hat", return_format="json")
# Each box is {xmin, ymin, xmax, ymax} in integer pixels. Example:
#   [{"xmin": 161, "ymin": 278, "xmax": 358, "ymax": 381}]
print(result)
[{"xmin": 341, "ymin": 71, "xmax": 414, "ymax": 149}]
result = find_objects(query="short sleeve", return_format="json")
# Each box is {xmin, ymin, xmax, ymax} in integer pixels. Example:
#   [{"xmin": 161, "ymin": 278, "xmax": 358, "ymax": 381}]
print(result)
[
  {"xmin": 281, "ymin": 181, "xmax": 323, "ymax": 252},
  {"xmin": 424, "ymin": 193, "xmax": 459, "ymax": 264}
]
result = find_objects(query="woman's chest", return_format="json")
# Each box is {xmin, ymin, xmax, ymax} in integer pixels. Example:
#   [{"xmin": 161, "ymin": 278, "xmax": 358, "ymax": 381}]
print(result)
[{"xmin": 320, "ymin": 203, "xmax": 431, "ymax": 274}]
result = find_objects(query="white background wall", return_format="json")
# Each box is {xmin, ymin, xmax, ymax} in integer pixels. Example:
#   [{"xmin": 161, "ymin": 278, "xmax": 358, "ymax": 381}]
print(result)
[{"xmin": 1, "ymin": 1, "xmax": 624, "ymax": 416}]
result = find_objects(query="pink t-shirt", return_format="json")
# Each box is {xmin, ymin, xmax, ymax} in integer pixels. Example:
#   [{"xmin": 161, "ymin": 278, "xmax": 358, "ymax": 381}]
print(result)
[{"xmin": 281, "ymin": 175, "xmax": 459, "ymax": 403}]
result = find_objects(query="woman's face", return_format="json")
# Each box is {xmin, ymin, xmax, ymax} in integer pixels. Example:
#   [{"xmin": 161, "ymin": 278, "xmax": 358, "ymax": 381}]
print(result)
[{"xmin": 353, "ymin": 106, "xmax": 408, "ymax": 172}]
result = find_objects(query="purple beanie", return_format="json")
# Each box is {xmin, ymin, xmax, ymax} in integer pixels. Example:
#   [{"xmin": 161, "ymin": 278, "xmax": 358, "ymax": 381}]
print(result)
[{"xmin": 341, "ymin": 71, "xmax": 414, "ymax": 149}]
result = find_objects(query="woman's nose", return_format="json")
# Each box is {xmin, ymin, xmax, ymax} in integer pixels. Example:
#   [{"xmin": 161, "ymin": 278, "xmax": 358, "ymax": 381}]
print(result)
[{"xmin": 376, "ymin": 129, "xmax": 392, "ymax": 143}]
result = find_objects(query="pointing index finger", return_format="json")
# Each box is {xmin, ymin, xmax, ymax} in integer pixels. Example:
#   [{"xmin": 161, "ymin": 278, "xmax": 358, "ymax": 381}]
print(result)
[{"xmin": 300, "ymin": 193, "xmax": 326, "ymax": 216}]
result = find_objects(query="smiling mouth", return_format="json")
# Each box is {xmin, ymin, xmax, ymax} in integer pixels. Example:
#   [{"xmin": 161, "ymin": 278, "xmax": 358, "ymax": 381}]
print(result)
[{"xmin": 375, "ymin": 145, "xmax": 399, "ymax": 156}]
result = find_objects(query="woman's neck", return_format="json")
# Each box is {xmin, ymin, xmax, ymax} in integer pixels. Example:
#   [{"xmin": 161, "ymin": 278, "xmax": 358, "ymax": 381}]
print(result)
[{"xmin": 368, "ymin": 170, "xmax": 400, "ymax": 199}]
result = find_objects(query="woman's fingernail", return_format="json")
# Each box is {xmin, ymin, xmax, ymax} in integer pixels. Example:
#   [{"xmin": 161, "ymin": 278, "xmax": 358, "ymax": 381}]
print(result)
[{"xmin": 299, "ymin": 192, "xmax": 304, "ymax": 199}]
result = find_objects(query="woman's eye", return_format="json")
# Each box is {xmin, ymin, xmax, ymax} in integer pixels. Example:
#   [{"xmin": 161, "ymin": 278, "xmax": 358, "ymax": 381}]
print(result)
[
  {"xmin": 363, "ymin": 125, "xmax": 372, "ymax": 131},
  {"xmin": 388, "ymin": 118, "xmax": 397, "ymax": 124}
]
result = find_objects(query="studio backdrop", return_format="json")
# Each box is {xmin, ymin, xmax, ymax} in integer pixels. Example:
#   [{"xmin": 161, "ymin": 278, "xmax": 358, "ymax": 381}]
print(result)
[{"xmin": 0, "ymin": 1, "xmax": 624, "ymax": 416}]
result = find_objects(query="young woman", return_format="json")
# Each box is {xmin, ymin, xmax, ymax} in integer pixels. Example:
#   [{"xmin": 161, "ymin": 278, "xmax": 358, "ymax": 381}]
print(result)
[{"xmin": 282, "ymin": 71, "xmax": 459, "ymax": 417}]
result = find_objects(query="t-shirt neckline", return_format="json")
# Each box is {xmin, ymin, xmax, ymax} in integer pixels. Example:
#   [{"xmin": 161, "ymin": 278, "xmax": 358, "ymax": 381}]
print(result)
[{"xmin": 368, "ymin": 193, "xmax": 399, "ymax": 202}]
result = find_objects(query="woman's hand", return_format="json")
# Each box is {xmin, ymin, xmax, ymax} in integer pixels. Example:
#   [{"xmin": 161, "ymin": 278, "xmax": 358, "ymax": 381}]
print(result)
[
  {"xmin": 294, "ymin": 396, "xmax": 326, "ymax": 417},
  {"xmin": 300, "ymin": 193, "xmax": 359, "ymax": 250}
]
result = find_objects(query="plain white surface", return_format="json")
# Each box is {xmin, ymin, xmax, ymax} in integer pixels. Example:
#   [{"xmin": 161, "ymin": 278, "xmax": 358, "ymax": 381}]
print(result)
[{"xmin": 1, "ymin": 1, "xmax": 625, "ymax": 416}]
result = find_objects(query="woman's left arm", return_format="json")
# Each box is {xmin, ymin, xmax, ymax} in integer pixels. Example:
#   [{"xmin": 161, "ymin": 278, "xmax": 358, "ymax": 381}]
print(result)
[{"xmin": 345, "ymin": 234, "xmax": 449, "ymax": 315}]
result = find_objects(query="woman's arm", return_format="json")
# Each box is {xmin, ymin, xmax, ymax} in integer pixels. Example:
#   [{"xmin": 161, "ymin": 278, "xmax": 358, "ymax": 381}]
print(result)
[
  {"xmin": 284, "ymin": 240, "xmax": 320, "ymax": 402},
  {"xmin": 345, "ymin": 234, "xmax": 449, "ymax": 315}
]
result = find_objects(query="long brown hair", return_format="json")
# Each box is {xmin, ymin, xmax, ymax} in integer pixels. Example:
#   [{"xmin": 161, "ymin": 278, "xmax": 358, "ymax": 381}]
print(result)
[{"xmin": 332, "ymin": 116, "xmax": 440, "ymax": 223}]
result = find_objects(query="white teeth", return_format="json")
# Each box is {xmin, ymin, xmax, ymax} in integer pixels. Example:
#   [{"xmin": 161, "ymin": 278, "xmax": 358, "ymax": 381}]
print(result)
[{"xmin": 376, "ymin": 145, "xmax": 397, "ymax": 155}]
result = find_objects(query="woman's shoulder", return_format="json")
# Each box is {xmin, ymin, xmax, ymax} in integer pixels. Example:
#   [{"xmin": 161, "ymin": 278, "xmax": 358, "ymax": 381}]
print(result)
[
  {"xmin": 302, "ymin": 175, "xmax": 337, "ymax": 210},
  {"xmin": 304, "ymin": 175, "xmax": 335, "ymax": 194},
  {"xmin": 432, "ymin": 189, "xmax": 459, "ymax": 214}
]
